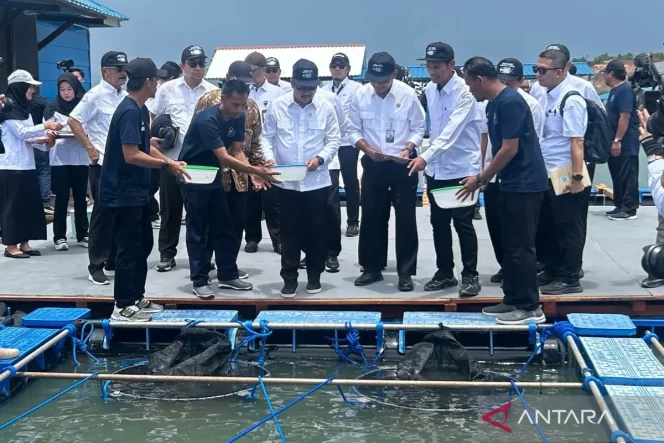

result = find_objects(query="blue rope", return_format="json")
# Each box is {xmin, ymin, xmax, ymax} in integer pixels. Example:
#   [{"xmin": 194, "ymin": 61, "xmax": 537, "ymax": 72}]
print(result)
[
  {"xmin": 226, "ymin": 377, "xmax": 334, "ymax": 443},
  {"xmin": 611, "ymin": 430, "xmax": 634, "ymax": 443},
  {"xmin": 0, "ymin": 372, "xmax": 99, "ymax": 431},
  {"xmin": 231, "ymin": 320, "xmax": 272, "ymax": 364},
  {"xmin": 257, "ymin": 376, "xmax": 286, "ymax": 442},
  {"xmin": 70, "ymin": 322, "xmax": 100, "ymax": 367},
  {"xmin": 512, "ymin": 322, "xmax": 576, "ymax": 378},
  {"xmin": 510, "ymin": 379, "xmax": 549, "ymax": 443},
  {"xmin": 184, "ymin": 319, "xmax": 205, "ymax": 330},
  {"xmin": 325, "ymin": 322, "xmax": 373, "ymax": 369}
]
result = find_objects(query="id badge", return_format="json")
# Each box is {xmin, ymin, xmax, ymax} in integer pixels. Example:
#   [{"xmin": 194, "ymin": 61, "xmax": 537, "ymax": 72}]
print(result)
[{"xmin": 385, "ymin": 129, "xmax": 395, "ymax": 144}]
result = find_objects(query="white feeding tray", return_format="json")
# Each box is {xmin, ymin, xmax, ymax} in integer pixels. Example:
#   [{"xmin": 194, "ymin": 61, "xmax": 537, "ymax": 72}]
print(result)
[
  {"xmin": 271, "ymin": 164, "xmax": 307, "ymax": 182},
  {"xmin": 181, "ymin": 165, "xmax": 219, "ymax": 185},
  {"xmin": 429, "ymin": 186, "xmax": 478, "ymax": 209}
]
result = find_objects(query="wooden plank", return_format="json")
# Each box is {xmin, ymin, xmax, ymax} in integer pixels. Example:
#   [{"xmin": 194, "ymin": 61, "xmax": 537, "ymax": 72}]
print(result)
[
  {"xmin": 595, "ymin": 183, "xmax": 614, "ymax": 200},
  {"xmin": 444, "ymin": 303, "xmax": 457, "ymax": 312}
]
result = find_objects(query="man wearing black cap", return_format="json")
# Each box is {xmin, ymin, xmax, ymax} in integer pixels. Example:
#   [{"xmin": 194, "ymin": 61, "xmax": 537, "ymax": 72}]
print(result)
[
  {"xmin": 408, "ymin": 42, "xmax": 483, "ymax": 297},
  {"xmin": 148, "ymin": 45, "xmax": 217, "ymax": 274},
  {"xmin": 604, "ymin": 60, "xmax": 640, "ymax": 221},
  {"xmin": 322, "ymin": 52, "xmax": 362, "ymax": 237},
  {"xmin": 244, "ymin": 51, "xmax": 284, "ymax": 255},
  {"xmin": 459, "ymin": 56, "xmax": 547, "ymax": 324},
  {"xmin": 70, "ymin": 51, "xmax": 129, "ymax": 286},
  {"xmin": 101, "ymin": 58, "xmax": 189, "ymax": 321},
  {"xmin": 348, "ymin": 51, "xmax": 425, "ymax": 291},
  {"xmin": 265, "ymin": 57, "xmax": 292, "ymax": 92},
  {"xmin": 263, "ymin": 59, "xmax": 341, "ymax": 298}
]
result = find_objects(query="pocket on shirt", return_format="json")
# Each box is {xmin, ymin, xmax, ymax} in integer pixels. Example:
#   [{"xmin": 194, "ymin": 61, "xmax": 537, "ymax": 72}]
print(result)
[
  {"xmin": 360, "ymin": 111, "xmax": 376, "ymax": 129},
  {"xmin": 306, "ymin": 116, "xmax": 325, "ymax": 133},
  {"xmin": 390, "ymin": 111, "xmax": 409, "ymax": 131}
]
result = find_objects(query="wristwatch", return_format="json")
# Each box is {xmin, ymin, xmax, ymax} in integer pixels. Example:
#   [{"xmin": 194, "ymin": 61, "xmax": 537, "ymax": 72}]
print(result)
[
  {"xmin": 476, "ymin": 174, "xmax": 487, "ymax": 188},
  {"xmin": 161, "ymin": 160, "xmax": 170, "ymax": 171},
  {"xmin": 613, "ymin": 138, "xmax": 622, "ymax": 144},
  {"xmin": 572, "ymin": 174, "xmax": 584, "ymax": 182},
  {"xmin": 316, "ymin": 155, "xmax": 324, "ymax": 165}
]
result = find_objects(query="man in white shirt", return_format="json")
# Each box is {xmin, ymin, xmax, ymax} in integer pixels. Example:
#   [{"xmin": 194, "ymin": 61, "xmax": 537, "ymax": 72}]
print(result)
[
  {"xmin": 244, "ymin": 51, "xmax": 285, "ymax": 255},
  {"xmin": 149, "ymin": 45, "xmax": 217, "ymax": 273},
  {"xmin": 348, "ymin": 52, "xmax": 426, "ymax": 292},
  {"xmin": 533, "ymin": 49, "xmax": 589, "ymax": 296},
  {"xmin": 322, "ymin": 52, "xmax": 362, "ymax": 237},
  {"xmin": 481, "ymin": 58, "xmax": 545, "ymax": 284},
  {"xmin": 262, "ymin": 59, "xmax": 341, "ymax": 298},
  {"xmin": 69, "ymin": 51, "xmax": 128, "ymax": 286},
  {"xmin": 408, "ymin": 42, "xmax": 483, "ymax": 297},
  {"xmin": 265, "ymin": 57, "xmax": 292, "ymax": 92}
]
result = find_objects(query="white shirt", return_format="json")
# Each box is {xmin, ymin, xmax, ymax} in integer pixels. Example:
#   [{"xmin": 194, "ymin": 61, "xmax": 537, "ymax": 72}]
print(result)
[
  {"xmin": 277, "ymin": 79, "xmax": 292, "ymax": 93},
  {"xmin": 322, "ymin": 77, "xmax": 362, "ymax": 147},
  {"xmin": 0, "ymin": 117, "xmax": 47, "ymax": 170},
  {"xmin": 348, "ymin": 80, "xmax": 425, "ymax": 156},
  {"xmin": 262, "ymin": 92, "xmax": 341, "ymax": 192},
  {"xmin": 69, "ymin": 80, "xmax": 126, "ymax": 165},
  {"xmin": 531, "ymin": 74, "xmax": 605, "ymax": 111},
  {"xmin": 420, "ymin": 73, "xmax": 483, "ymax": 179},
  {"xmin": 148, "ymin": 77, "xmax": 217, "ymax": 159},
  {"xmin": 250, "ymin": 80, "xmax": 285, "ymax": 121},
  {"xmin": 315, "ymin": 87, "xmax": 346, "ymax": 170},
  {"xmin": 48, "ymin": 112, "xmax": 89, "ymax": 166},
  {"xmin": 649, "ymin": 159, "xmax": 664, "ymax": 215},
  {"xmin": 540, "ymin": 77, "xmax": 588, "ymax": 171}
]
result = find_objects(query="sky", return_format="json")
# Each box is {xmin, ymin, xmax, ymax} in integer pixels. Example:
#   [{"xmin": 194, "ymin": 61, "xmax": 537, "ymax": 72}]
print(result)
[{"xmin": 89, "ymin": 0, "xmax": 663, "ymax": 83}]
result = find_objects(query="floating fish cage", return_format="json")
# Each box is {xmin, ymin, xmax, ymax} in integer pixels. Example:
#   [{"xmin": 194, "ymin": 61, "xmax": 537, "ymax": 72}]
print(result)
[{"xmin": 0, "ymin": 306, "xmax": 663, "ymax": 442}]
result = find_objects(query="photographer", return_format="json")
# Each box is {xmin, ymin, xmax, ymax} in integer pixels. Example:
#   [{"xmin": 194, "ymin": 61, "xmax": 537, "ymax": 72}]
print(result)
[{"xmin": 639, "ymin": 108, "xmax": 664, "ymax": 214}]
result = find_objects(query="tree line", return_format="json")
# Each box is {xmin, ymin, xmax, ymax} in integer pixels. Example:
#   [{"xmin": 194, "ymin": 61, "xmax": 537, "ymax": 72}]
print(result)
[{"xmin": 573, "ymin": 52, "xmax": 664, "ymax": 65}]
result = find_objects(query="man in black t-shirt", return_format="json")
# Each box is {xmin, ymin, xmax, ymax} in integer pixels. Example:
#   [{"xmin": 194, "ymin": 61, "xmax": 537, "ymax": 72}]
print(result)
[
  {"xmin": 100, "ymin": 58, "xmax": 189, "ymax": 322},
  {"xmin": 179, "ymin": 79, "xmax": 278, "ymax": 299},
  {"xmin": 459, "ymin": 57, "xmax": 548, "ymax": 325},
  {"xmin": 604, "ymin": 60, "xmax": 640, "ymax": 220}
]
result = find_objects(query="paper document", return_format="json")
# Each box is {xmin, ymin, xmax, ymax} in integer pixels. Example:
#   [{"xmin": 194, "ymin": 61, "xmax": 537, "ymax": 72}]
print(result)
[{"xmin": 549, "ymin": 162, "xmax": 591, "ymax": 196}]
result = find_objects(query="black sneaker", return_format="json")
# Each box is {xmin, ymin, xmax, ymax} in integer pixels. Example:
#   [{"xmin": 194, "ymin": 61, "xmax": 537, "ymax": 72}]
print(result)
[
  {"xmin": 238, "ymin": 269, "xmax": 249, "ymax": 279},
  {"xmin": 273, "ymin": 243, "xmax": 282, "ymax": 255},
  {"xmin": 104, "ymin": 264, "xmax": 115, "ymax": 277},
  {"xmin": 642, "ymin": 275, "xmax": 664, "ymax": 288},
  {"xmin": 88, "ymin": 270, "xmax": 110, "ymax": 286},
  {"xmin": 423, "ymin": 276, "xmax": 458, "ymax": 292},
  {"xmin": 496, "ymin": 307, "xmax": 546, "ymax": 325},
  {"xmin": 193, "ymin": 285, "xmax": 215, "ymax": 300},
  {"xmin": 578, "ymin": 268, "xmax": 585, "ymax": 279},
  {"xmin": 537, "ymin": 271, "xmax": 556, "ymax": 287},
  {"xmin": 459, "ymin": 276, "xmax": 481, "ymax": 297},
  {"xmin": 398, "ymin": 276, "xmax": 414, "ymax": 292},
  {"xmin": 482, "ymin": 303, "xmax": 516, "ymax": 317},
  {"xmin": 609, "ymin": 211, "xmax": 637, "ymax": 221},
  {"xmin": 43, "ymin": 202, "xmax": 54, "ymax": 215},
  {"xmin": 245, "ymin": 241, "xmax": 258, "ymax": 253},
  {"xmin": 354, "ymin": 271, "xmax": 384, "ymax": 286},
  {"xmin": 54, "ymin": 239, "xmax": 69, "ymax": 251},
  {"xmin": 306, "ymin": 278, "xmax": 322, "ymax": 294},
  {"xmin": 540, "ymin": 280, "xmax": 583, "ymax": 295},
  {"xmin": 605, "ymin": 207, "xmax": 620, "ymax": 216},
  {"xmin": 473, "ymin": 207, "xmax": 482, "ymax": 220},
  {"xmin": 346, "ymin": 224, "xmax": 359, "ymax": 237},
  {"xmin": 156, "ymin": 257, "xmax": 176, "ymax": 272},
  {"xmin": 218, "ymin": 279, "xmax": 253, "ymax": 291},
  {"xmin": 281, "ymin": 281, "xmax": 297, "ymax": 299},
  {"xmin": 299, "ymin": 258, "xmax": 306, "ymax": 269},
  {"xmin": 490, "ymin": 270, "xmax": 503, "ymax": 283},
  {"xmin": 325, "ymin": 256, "xmax": 340, "ymax": 273}
]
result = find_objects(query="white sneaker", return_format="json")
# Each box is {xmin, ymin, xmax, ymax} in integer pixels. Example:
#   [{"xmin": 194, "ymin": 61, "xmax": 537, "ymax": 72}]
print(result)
[
  {"xmin": 135, "ymin": 299, "xmax": 164, "ymax": 313},
  {"xmin": 54, "ymin": 239, "xmax": 69, "ymax": 251},
  {"xmin": 111, "ymin": 305, "xmax": 151, "ymax": 322},
  {"xmin": 77, "ymin": 237, "xmax": 89, "ymax": 248},
  {"xmin": 152, "ymin": 220, "xmax": 161, "ymax": 229}
]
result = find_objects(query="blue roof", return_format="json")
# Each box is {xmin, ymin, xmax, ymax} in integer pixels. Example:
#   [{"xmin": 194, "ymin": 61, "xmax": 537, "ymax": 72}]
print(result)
[
  {"xmin": 60, "ymin": 0, "xmax": 128, "ymax": 20},
  {"xmin": 355, "ymin": 62, "xmax": 595, "ymax": 81}
]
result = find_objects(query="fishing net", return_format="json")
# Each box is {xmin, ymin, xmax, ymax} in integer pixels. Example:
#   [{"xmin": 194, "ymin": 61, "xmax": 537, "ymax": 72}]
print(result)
[
  {"xmin": 353, "ymin": 330, "xmax": 511, "ymax": 412},
  {"xmin": 107, "ymin": 329, "xmax": 269, "ymax": 401}
]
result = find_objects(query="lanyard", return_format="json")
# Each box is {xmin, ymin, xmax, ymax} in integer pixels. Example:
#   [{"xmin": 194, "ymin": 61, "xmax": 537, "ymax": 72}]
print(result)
[{"xmin": 333, "ymin": 83, "xmax": 345, "ymax": 95}]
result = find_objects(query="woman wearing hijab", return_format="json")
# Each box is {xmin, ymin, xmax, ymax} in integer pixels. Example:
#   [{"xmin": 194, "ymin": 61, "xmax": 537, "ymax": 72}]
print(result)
[
  {"xmin": 0, "ymin": 70, "xmax": 61, "ymax": 258},
  {"xmin": 45, "ymin": 72, "xmax": 90, "ymax": 251}
]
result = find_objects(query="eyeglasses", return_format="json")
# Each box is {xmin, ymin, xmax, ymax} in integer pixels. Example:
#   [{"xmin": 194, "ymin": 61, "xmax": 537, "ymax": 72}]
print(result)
[
  {"xmin": 295, "ymin": 85, "xmax": 316, "ymax": 93},
  {"xmin": 532, "ymin": 66, "xmax": 561, "ymax": 75},
  {"xmin": 330, "ymin": 63, "xmax": 347, "ymax": 70},
  {"xmin": 103, "ymin": 66, "xmax": 125, "ymax": 73},
  {"xmin": 187, "ymin": 60, "xmax": 206, "ymax": 68},
  {"xmin": 266, "ymin": 68, "xmax": 279, "ymax": 74}
]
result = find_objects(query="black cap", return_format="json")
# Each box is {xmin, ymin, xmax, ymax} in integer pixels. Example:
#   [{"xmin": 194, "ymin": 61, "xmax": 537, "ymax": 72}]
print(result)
[
  {"xmin": 126, "ymin": 58, "xmax": 167, "ymax": 79},
  {"xmin": 330, "ymin": 53, "xmax": 350, "ymax": 65},
  {"xmin": 266, "ymin": 57, "xmax": 280, "ymax": 69},
  {"xmin": 396, "ymin": 64, "xmax": 407, "ymax": 81},
  {"xmin": 418, "ymin": 42, "xmax": 454, "ymax": 62},
  {"xmin": 181, "ymin": 45, "xmax": 206, "ymax": 62},
  {"xmin": 497, "ymin": 58, "xmax": 524, "ymax": 81},
  {"xmin": 101, "ymin": 51, "xmax": 128, "ymax": 67},
  {"xmin": 546, "ymin": 44, "xmax": 570, "ymax": 63},
  {"xmin": 228, "ymin": 61, "xmax": 253, "ymax": 84},
  {"xmin": 604, "ymin": 60, "xmax": 626, "ymax": 76},
  {"xmin": 245, "ymin": 52, "xmax": 267, "ymax": 67},
  {"xmin": 291, "ymin": 59, "xmax": 320, "ymax": 87},
  {"xmin": 365, "ymin": 52, "xmax": 396, "ymax": 81},
  {"xmin": 158, "ymin": 61, "xmax": 182, "ymax": 79}
]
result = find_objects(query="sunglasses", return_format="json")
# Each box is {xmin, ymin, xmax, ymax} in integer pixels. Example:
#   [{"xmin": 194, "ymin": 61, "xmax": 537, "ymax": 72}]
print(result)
[
  {"xmin": 330, "ymin": 63, "xmax": 347, "ymax": 69},
  {"xmin": 532, "ymin": 66, "xmax": 561, "ymax": 75},
  {"xmin": 187, "ymin": 60, "xmax": 206, "ymax": 68},
  {"xmin": 266, "ymin": 68, "xmax": 279, "ymax": 74},
  {"xmin": 295, "ymin": 85, "xmax": 316, "ymax": 93},
  {"xmin": 104, "ymin": 66, "xmax": 125, "ymax": 73}
]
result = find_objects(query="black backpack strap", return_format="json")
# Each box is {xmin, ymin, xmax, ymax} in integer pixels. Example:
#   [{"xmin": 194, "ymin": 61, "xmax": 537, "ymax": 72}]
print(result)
[{"xmin": 559, "ymin": 90, "xmax": 582, "ymax": 119}]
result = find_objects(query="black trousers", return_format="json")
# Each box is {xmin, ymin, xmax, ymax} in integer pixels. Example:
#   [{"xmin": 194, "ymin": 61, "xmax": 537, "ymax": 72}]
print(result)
[
  {"xmin": 608, "ymin": 155, "xmax": 639, "ymax": 214},
  {"xmin": 245, "ymin": 179, "xmax": 280, "ymax": 247},
  {"xmin": 501, "ymin": 191, "xmax": 543, "ymax": 311},
  {"xmin": 359, "ymin": 157, "xmax": 418, "ymax": 276},
  {"xmin": 338, "ymin": 145, "xmax": 360, "ymax": 226},
  {"xmin": 112, "ymin": 204, "xmax": 153, "ymax": 308},
  {"xmin": 182, "ymin": 185, "xmax": 239, "ymax": 287},
  {"xmin": 426, "ymin": 175, "xmax": 478, "ymax": 279},
  {"xmin": 328, "ymin": 170, "xmax": 342, "ymax": 257},
  {"xmin": 88, "ymin": 164, "xmax": 116, "ymax": 274},
  {"xmin": 280, "ymin": 186, "xmax": 328, "ymax": 282},
  {"xmin": 206, "ymin": 182, "xmax": 247, "ymax": 261},
  {"xmin": 537, "ymin": 181, "xmax": 586, "ymax": 282},
  {"xmin": 483, "ymin": 181, "xmax": 503, "ymax": 267},
  {"xmin": 149, "ymin": 168, "xmax": 160, "ymax": 221},
  {"xmin": 52, "ymin": 165, "xmax": 89, "ymax": 243},
  {"xmin": 158, "ymin": 170, "xmax": 183, "ymax": 260}
]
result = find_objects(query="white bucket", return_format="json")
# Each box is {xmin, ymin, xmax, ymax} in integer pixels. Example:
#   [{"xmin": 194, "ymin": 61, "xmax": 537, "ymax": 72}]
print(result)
[
  {"xmin": 182, "ymin": 165, "xmax": 219, "ymax": 185},
  {"xmin": 429, "ymin": 186, "xmax": 478, "ymax": 209},
  {"xmin": 271, "ymin": 164, "xmax": 307, "ymax": 182}
]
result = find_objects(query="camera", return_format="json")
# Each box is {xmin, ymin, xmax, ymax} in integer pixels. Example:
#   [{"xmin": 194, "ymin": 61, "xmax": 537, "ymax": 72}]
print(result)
[
  {"xmin": 56, "ymin": 59, "xmax": 74, "ymax": 72},
  {"xmin": 629, "ymin": 53, "xmax": 664, "ymax": 114}
]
